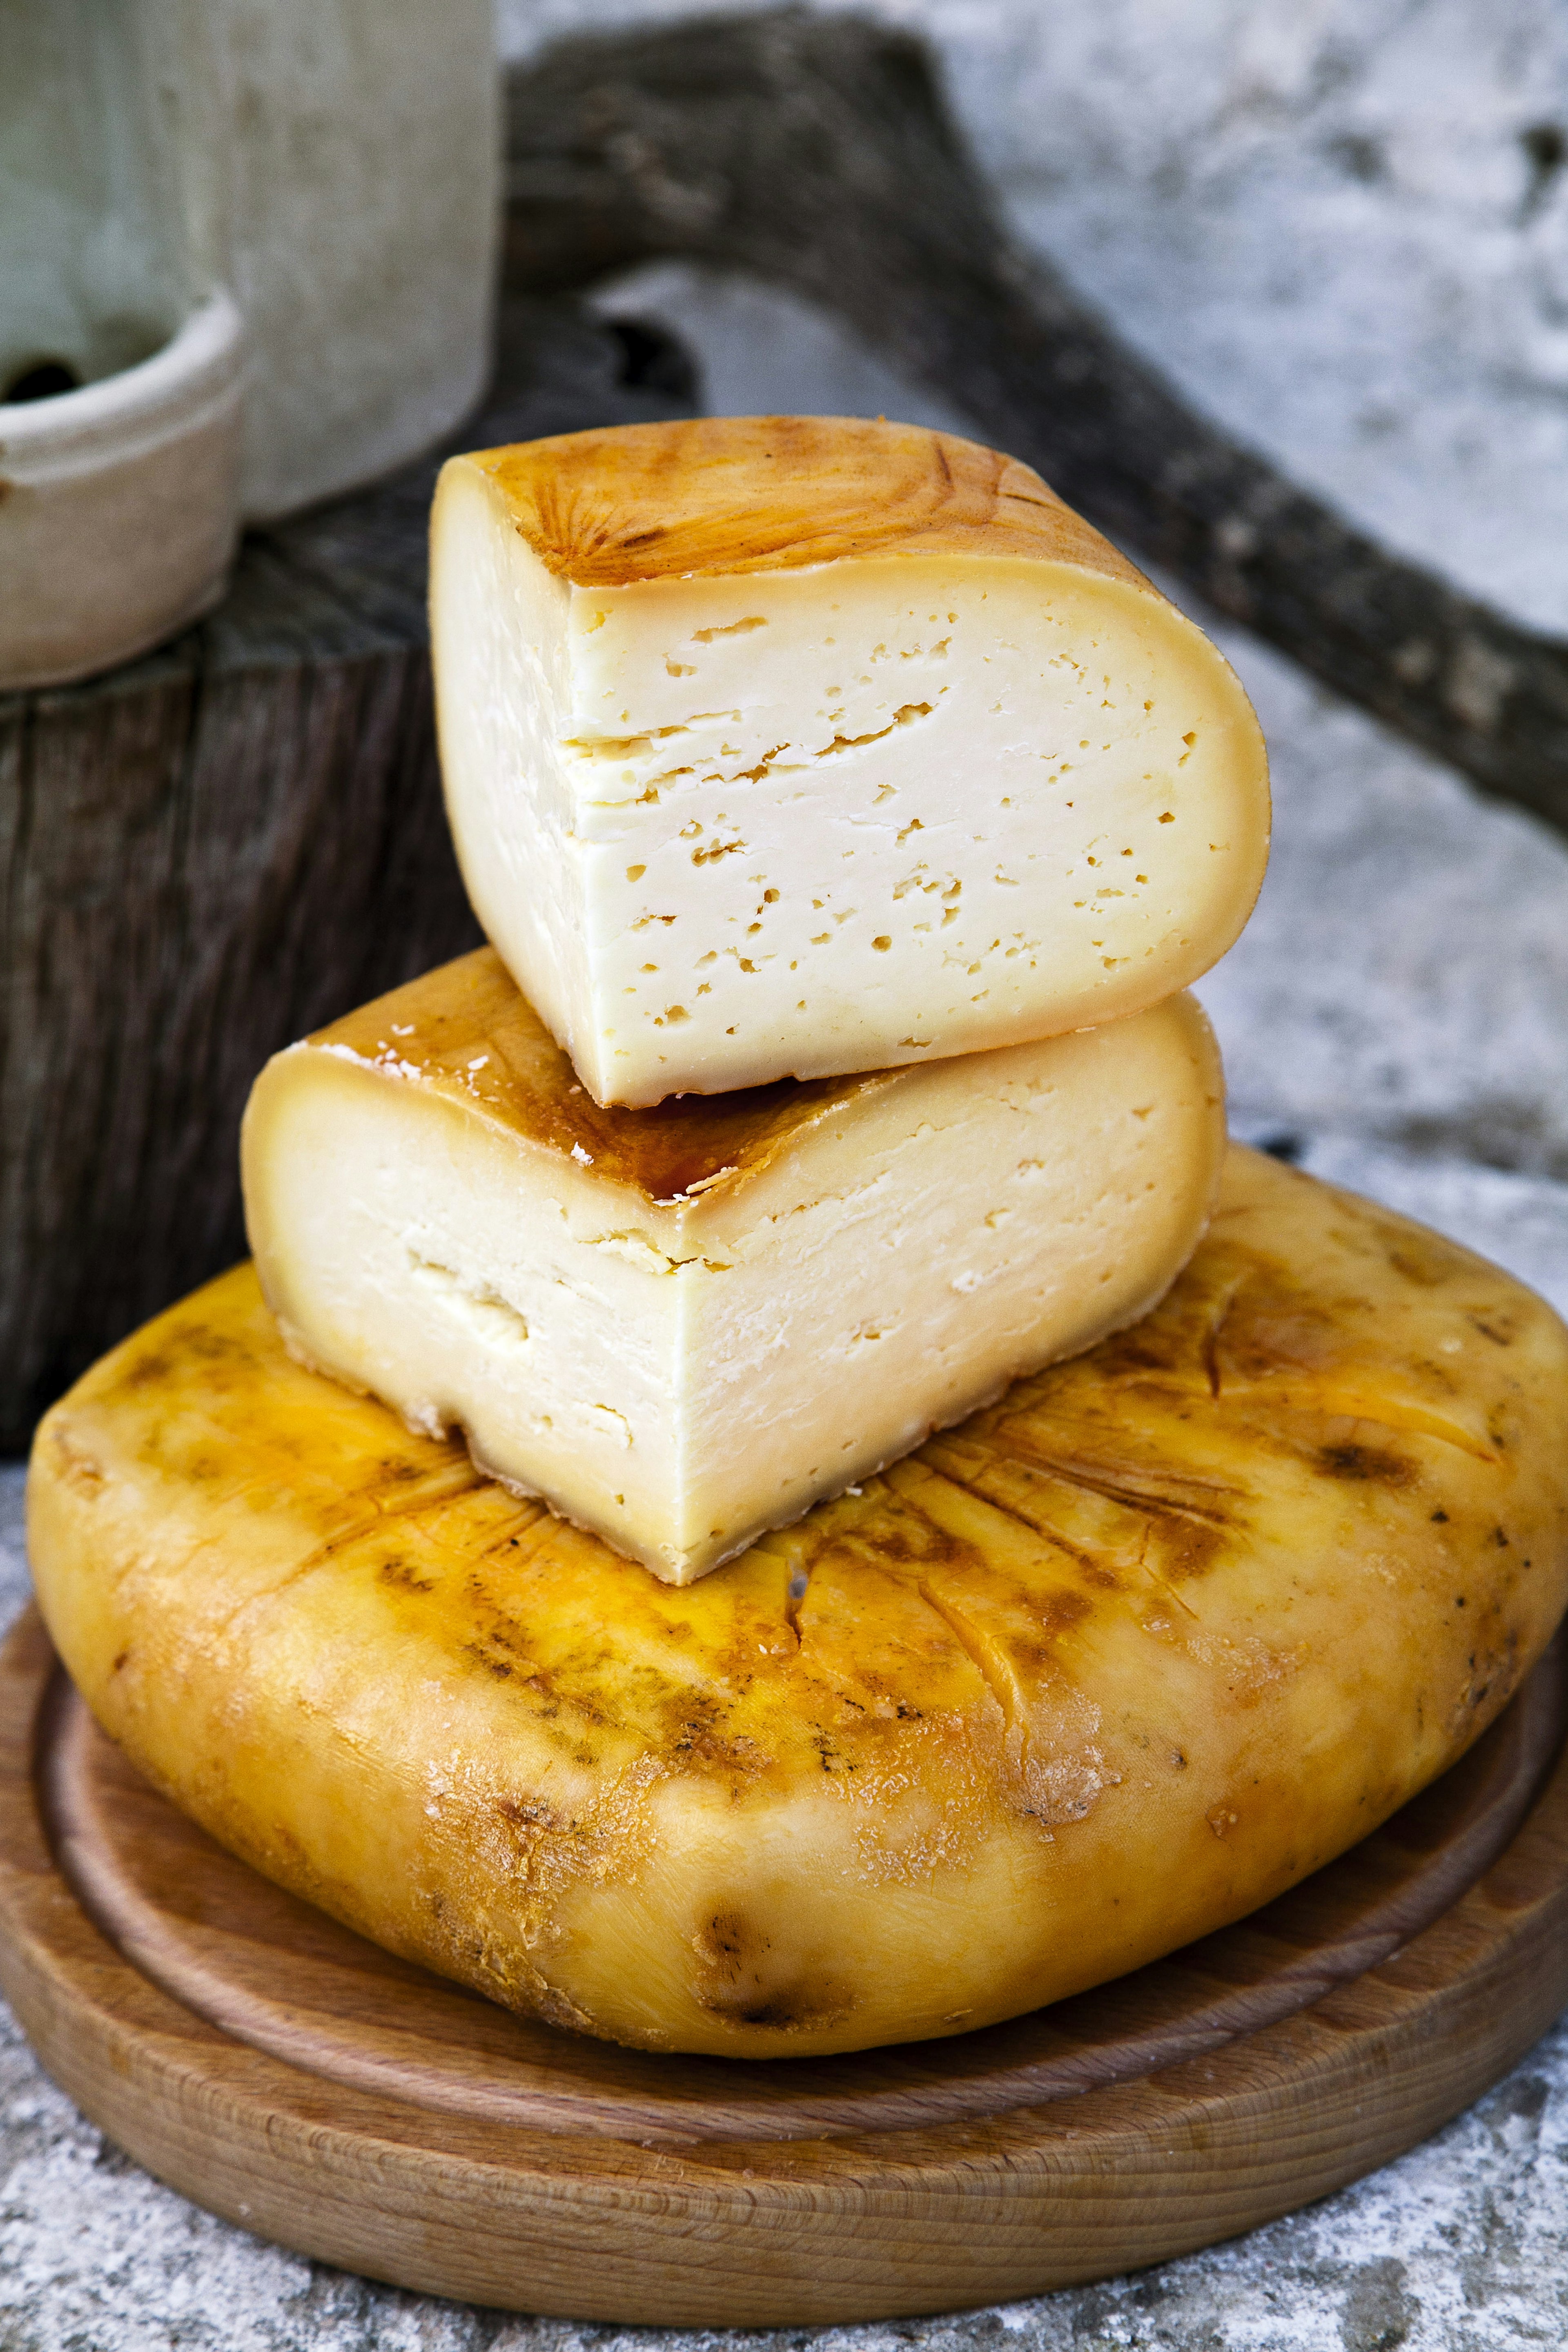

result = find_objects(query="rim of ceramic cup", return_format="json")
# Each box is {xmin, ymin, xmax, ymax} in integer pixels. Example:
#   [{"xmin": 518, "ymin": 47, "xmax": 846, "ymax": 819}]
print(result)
[{"xmin": 0, "ymin": 291, "xmax": 244, "ymax": 484}]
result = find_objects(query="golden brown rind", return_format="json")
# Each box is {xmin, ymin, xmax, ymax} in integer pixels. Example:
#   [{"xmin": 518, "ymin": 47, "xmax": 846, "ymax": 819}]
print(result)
[
  {"xmin": 289, "ymin": 944, "xmax": 882, "ymax": 1210},
  {"xmin": 27, "ymin": 1151, "xmax": 1568, "ymax": 2058},
  {"xmin": 458, "ymin": 415, "xmax": 1154, "ymax": 589}
]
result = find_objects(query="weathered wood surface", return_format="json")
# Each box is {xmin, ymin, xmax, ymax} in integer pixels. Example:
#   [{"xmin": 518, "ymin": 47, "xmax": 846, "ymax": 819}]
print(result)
[
  {"xmin": 0, "ymin": 301, "xmax": 696, "ymax": 1449},
  {"xmin": 503, "ymin": 7, "xmax": 1568, "ymax": 835},
  {"xmin": 2, "ymin": 1605, "xmax": 1566, "ymax": 2321}
]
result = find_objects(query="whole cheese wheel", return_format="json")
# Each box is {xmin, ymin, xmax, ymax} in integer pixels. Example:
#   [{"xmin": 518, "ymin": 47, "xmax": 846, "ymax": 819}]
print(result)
[{"xmin": 27, "ymin": 1149, "xmax": 1568, "ymax": 2060}]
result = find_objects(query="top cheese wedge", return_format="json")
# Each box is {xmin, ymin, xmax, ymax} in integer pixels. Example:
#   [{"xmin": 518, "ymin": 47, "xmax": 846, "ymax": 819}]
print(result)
[{"xmin": 431, "ymin": 416, "xmax": 1270, "ymax": 1106}]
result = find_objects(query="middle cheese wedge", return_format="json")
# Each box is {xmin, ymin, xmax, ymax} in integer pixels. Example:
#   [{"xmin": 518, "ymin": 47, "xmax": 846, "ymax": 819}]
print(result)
[{"xmin": 242, "ymin": 948, "xmax": 1226, "ymax": 1584}]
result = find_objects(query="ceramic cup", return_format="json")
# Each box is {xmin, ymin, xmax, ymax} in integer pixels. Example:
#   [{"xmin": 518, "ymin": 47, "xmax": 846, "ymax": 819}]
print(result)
[{"xmin": 0, "ymin": 292, "xmax": 244, "ymax": 691}]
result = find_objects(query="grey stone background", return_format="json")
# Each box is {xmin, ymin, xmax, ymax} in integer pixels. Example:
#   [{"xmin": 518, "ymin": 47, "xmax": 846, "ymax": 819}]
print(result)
[{"xmin": 4, "ymin": 0, "xmax": 1568, "ymax": 2341}]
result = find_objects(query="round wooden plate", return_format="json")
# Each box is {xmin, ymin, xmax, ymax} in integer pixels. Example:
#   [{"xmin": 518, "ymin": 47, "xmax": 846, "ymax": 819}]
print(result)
[{"xmin": 2, "ymin": 1605, "xmax": 1567, "ymax": 2325}]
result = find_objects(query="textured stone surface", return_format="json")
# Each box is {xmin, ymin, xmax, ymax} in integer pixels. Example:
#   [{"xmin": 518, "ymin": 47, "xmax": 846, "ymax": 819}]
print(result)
[{"xmin": 1198, "ymin": 611, "xmax": 1568, "ymax": 1202}]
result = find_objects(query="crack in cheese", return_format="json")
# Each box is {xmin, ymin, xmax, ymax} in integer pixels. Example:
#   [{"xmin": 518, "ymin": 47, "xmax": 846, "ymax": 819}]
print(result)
[
  {"xmin": 430, "ymin": 416, "xmax": 1270, "ymax": 1106},
  {"xmin": 241, "ymin": 949, "xmax": 1227, "ymax": 1584}
]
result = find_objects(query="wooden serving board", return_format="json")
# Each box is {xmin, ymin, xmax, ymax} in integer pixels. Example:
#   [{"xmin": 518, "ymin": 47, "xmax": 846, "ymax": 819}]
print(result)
[{"xmin": 2, "ymin": 1603, "xmax": 1567, "ymax": 2326}]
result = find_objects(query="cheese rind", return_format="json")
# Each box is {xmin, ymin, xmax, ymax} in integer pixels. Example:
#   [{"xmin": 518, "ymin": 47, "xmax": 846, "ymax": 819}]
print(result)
[
  {"xmin": 241, "ymin": 948, "xmax": 1226, "ymax": 1583},
  {"xmin": 32, "ymin": 1150, "xmax": 1568, "ymax": 2059},
  {"xmin": 431, "ymin": 417, "xmax": 1270, "ymax": 1106}
]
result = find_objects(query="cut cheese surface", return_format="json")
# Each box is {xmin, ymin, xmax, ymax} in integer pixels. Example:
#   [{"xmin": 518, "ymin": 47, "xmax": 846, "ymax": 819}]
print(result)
[
  {"xmin": 241, "ymin": 948, "xmax": 1227, "ymax": 1583},
  {"xmin": 31, "ymin": 1150, "xmax": 1568, "ymax": 2059},
  {"xmin": 430, "ymin": 416, "xmax": 1270, "ymax": 1106}
]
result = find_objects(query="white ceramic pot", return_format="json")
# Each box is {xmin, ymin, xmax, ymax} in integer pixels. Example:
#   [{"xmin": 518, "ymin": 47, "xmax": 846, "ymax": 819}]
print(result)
[
  {"xmin": 222, "ymin": 0, "xmax": 501, "ymax": 521},
  {"xmin": 0, "ymin": 0, "xmax": 499, "ymax": 688},
  {"xmin": 0, "ymin": 292, "xmax": 244, "ymax": 691},
  {"xmin": 0, "ymin": 0, "xmax": 240, "ymax": 689}
]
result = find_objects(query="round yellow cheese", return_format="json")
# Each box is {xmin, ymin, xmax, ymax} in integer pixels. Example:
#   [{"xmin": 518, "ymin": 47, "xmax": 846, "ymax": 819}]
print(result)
[{"xmin": 27, "ymin": 1149, "xmax": 1568, "ymax": 2058}]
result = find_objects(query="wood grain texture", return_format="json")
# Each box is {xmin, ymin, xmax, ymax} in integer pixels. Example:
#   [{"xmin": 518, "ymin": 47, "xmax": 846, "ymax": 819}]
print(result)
[
  {"xmin": 2, "ymin": 1603, "xmax": 1567, "ymax": 2323},
  {"xmin": 503, "ymin": 8, "xmax": 1568, "ymax": 838},
  {"xmin": 0, "ymin": 301, "xmax": 696, "ymax": 1451}
]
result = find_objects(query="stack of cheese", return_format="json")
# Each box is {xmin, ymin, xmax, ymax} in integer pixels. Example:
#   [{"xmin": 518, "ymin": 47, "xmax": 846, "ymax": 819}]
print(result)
[
  {"xmin": 242, "ymin": 417, "xmax": 1271, "ymax": 1583},
  {"xmin": 35, "ymin": 417, "xmax": 1568, "ymax": 2075}
]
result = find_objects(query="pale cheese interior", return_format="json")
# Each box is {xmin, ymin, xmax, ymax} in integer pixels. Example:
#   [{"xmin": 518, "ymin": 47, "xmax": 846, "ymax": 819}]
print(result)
[
  {"xmin": 433, "ymin": 457, "xmax": 1267, "ymax": 1106},
  {"xmin": 243, "ymin": 993, "xmax": 1225, "ymax": 1583}
]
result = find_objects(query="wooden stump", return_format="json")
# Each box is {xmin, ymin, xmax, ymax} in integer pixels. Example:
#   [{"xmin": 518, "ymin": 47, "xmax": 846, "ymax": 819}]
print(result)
[{"xmin": 0, "ymin": 300, "xmax": 696, "ymax": 1449}]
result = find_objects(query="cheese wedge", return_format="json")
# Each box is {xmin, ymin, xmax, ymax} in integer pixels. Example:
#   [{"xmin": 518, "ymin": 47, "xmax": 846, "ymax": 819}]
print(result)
[
  {"xmin": 241, "ymin": 948, "xmax": 1226, "ymax": 1583},
  {"xmin": 430, "ymin": 416, "xmax": 1270, "ymax": 1106},
  {"xmin": 30, "ymin": 1150, "xmax": 1568, "ymax": 2060}
]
